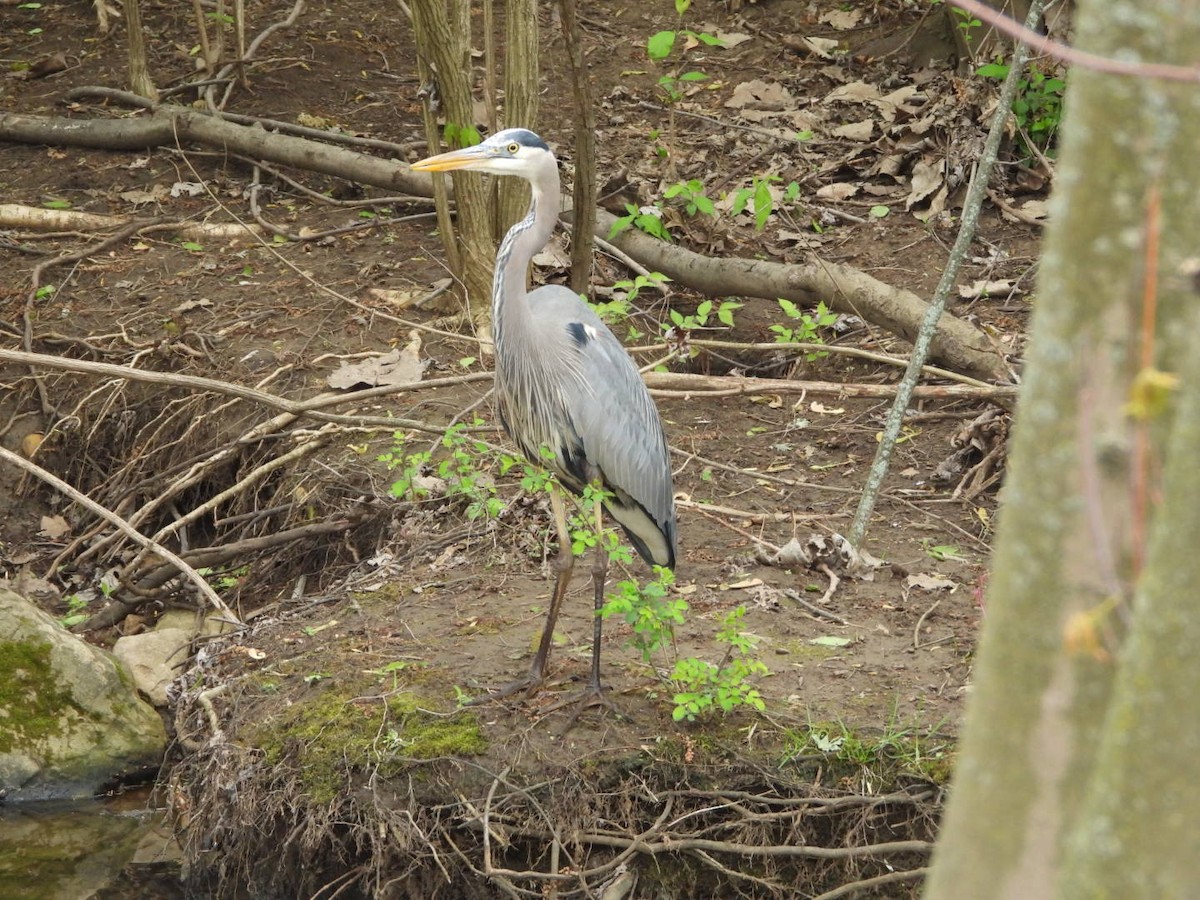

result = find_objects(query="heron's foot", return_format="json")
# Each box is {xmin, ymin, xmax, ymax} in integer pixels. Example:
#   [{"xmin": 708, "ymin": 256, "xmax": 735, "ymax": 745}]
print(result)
[
  {"xmin": 541, "ymin": 680, "xmax": 627, "ymax": 728},
  {"xmin": 464, "ymin": 672, "xmax": 545, "ymax": 705}
]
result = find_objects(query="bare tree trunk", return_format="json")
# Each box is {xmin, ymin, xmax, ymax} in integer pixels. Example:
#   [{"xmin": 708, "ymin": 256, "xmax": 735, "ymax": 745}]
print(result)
[
  {"xmin": 557, "ymin": 0, "xmax": 596, "ymax": 298},
  {"xmin": 122, "ymin": 0, "xmax": 158, "ymax": 101},
  {"xmin": 495, "ymin": 0, "xmax": 539, "ymax": 239},
  {"xmin": 409, "ymin": 0, "xmax": 495, "ymax": 336},
  {"xmin": 925, "ymin": 0, "xmax": 1200, "ymax": 895}
]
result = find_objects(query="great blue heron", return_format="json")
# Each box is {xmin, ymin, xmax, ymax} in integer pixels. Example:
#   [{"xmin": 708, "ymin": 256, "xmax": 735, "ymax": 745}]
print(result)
[{"xmin": 411, "ymin": 128, "xmax": 677, "ymax": 705}]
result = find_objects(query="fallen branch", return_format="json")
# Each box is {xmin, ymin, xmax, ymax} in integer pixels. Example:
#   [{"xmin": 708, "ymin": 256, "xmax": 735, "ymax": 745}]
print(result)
[
  {"xmin": 0, "ymin": 204, "xmax": 260, "ymax": 241},
  {"xmin": 1, "ymin": 102, "xmax": 1009, "ymax": 383},
  {"xmin": 595, "ymin": 209, "xmax": 1009, "ymax": 384},
  {"xmin": 644, "ymin": 370, "xmax": 1017, "ymax": 405}
]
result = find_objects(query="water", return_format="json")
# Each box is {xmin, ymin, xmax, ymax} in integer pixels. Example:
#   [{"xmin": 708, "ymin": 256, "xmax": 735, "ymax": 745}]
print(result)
[{"xmin": 0, "ymin": 788, "xmax": 184, "ymax": 900}]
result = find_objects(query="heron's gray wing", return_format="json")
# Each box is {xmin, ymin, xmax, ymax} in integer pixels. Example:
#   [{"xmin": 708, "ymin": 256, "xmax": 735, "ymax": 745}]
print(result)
[{"xmin": 528, "ymin": 286, "xmax": 677, "ymax": 568}]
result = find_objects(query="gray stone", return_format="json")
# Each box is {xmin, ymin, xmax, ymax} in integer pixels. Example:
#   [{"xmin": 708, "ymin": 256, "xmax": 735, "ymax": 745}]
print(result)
[
  {"xmin": 0, "ymin": 588, "xmax": 166, "ymax": 802},
  {"xmin": 113, "ymin": 627, "xmax": 192, "ymax": 707}
]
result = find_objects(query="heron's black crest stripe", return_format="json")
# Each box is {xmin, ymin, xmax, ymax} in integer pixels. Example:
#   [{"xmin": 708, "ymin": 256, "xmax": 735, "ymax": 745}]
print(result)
[
  {"xmin": 566, "ymin": 321, "xmax": 590, "ymax": 348},
  {"xmin": 493, "ymin": 127, "xmax": 549, "ymax": 152}
]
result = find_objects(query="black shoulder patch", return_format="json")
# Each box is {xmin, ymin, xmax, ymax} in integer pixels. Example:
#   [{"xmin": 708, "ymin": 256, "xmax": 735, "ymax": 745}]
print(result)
[{"xmin": 566, "ymin": 321, "xmax": 590, "ymax": 348}]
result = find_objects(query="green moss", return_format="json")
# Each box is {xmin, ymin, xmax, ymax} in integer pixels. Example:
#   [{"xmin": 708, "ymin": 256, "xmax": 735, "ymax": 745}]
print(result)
[
  {"xmin": 248, "ymin": 677, "xmax": 486, "ymax": 805},
  {"xmin": 0, "ymin": 639, "xmax": 82, "ymax": 754},
  {"xmin": 784, "ymin": 720, "xmax": 956, "ymax": 785}
]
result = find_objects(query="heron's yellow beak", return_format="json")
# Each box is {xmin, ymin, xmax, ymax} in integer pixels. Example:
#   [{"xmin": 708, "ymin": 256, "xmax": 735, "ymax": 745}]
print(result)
[{"xmin": 410, "ymin": 144, "xmax": 491, "ymax": 173}]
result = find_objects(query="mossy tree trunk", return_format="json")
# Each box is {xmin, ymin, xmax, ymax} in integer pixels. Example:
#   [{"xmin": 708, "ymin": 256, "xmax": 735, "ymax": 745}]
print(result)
[{"xmin": 925, "ymin": 1, "xmax": 1200, "ymax": 896}]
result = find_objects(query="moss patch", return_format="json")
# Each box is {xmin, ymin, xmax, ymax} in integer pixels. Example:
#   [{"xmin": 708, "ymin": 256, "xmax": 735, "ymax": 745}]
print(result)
[
  {"xmin": 248, "ymin": 677, "xmax": 486, "ymax": 805},
  {"xmin": 0, "ymin": 639, "xmax": 81, "ymax": 754}
]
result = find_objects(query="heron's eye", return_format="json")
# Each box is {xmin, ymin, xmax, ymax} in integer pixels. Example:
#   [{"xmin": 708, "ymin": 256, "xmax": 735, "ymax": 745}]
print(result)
[{"xmin": 507, "ymin": 142, "xmax": 520, "ymax": 154}]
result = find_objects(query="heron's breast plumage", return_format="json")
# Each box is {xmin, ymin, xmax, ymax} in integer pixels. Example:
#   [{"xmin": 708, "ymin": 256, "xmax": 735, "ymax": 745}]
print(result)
[{"xmin": 493, "ymin": 290, "xmax": 677, "ymax": 568}]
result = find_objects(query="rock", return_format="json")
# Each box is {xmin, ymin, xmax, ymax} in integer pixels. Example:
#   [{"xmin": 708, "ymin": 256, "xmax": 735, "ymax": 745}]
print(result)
[
  {"xmin": 113, "ymin": 628, "xmax": 193, "ymax": 707},
  {"xmin": 0, "ymin": 589, "xmax": 166, "ymax": 802}
]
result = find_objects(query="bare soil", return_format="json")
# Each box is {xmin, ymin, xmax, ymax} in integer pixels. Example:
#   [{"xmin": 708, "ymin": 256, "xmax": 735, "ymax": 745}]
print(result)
[{"xmin": 0, "ymin": 0, "xmax": 1039, "ymax": 896}]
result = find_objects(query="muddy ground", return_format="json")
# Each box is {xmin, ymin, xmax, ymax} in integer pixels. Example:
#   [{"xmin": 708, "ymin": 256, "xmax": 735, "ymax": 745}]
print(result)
[{"xmin": 1, "ymin": 0, "xmax": 1041, "ymax": 896}]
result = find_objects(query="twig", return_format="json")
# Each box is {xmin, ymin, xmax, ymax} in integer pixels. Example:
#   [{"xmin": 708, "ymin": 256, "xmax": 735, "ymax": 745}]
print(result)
[
  {"xmin": 784, "ymin": 587, "xmax": 851, "ymax": 626},
  {"xmin": 0, "ymin": 348, "xmax": 483, "ymax": 433},
  {"xmin": 950, "ymin": 0, "xmax": 1200, "ymax": 83},
  {"xmin": 812, "ymin": 867, "xmax": 929, "ymax": 900},
  {"xmin": 848, "ymin": 0, "xmax": 1047, "ymax": 548},
  {"xmin": 912, "ymin": 598, "xmax": 943, "ymax": 651},
  {"xmin": 0, "ymin": 445, "xmax": 238, "ymax": 623}
]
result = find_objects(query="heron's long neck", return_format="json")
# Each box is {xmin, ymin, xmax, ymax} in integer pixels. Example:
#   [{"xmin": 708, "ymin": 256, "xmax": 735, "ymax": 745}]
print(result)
[{"xmin": 494, "ymin": 167, "xmax": 560, "ymax": 353}]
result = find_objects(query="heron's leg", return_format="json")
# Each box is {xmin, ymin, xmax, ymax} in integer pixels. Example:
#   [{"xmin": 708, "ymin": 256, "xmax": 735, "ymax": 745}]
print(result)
[
  {"xmin": 528, "ymin": 486, "xmax": 575, "ymax": 681},
  {"xmin": 468, "ymin": 485, "xmax": 574, "ymax": 703},
  {"xmin": 587, "ymin": 488, "xmax": 609, "ymax": 692}
]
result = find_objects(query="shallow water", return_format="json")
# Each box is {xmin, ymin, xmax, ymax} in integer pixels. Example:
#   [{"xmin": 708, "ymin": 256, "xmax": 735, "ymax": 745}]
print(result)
[{"xmin": 0, "ymin": 788, "xmax": 184, "ymax": 900}]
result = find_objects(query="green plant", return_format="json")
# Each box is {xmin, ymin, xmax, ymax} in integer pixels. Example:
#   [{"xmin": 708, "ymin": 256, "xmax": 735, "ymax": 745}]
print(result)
[
  {"xmin": 600, "ymin": 567, "xmax": 685, "ymax": 662},
  {"xmin": 921, "ymin": 540, "xmax": 965, "ymax": 562},
  {"xmin": 608, "ymin": 203, "xmax": 672, "ymax": 241},
  {"xmin": 670, "ymin": 606, "xmax": 768, "ymax": 721},
  {"xmin": 977, "ymin": 61, "xmax": 1066, "ymax": 156},
  {"xmin": 730, "ymin": 174, "xmax": 798, "ymax": 231},
  {"xmin": 381, "ymin": 421, "xmax": 505, "ymax": 521},
  {"xmin": 769, "ymin": 299, "xmax": 837, "ymax": 359},
  {"xmin": 665, "ymin": 298, "xmax": 741, "ymax": 335},
  {"xmin": 58, "ymin": 593, "xmax": 90, "ymax": 629},
  {"xmin": 950, "ymin": 6, "xmax": 982, "ymax": 49},
  {"xmin": 567, "ymin": 486, "xmax": 634, "ymax": 565},
  {"xmin": 664, "ymin": 179, "xmax": 715, "ymax": 217}
]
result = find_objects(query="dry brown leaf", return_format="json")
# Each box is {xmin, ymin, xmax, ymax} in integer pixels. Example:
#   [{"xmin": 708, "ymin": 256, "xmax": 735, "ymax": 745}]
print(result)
[
  {"xmin": 958, "ymin": 279, "xmax": 1019, "ymax": 300},
  {"xmin": 815, "ymin": 183, "xmax": 860, "ymax": 201},
  {"xmin": 40, "ymin": 515, "xmax": 71, "ymax": 541},
  {"xmin": 825, "ymin": 81, "xmax": 881, "ymax": 104},
  {"xmin": 725, "ymin": 79, "xmax": 793, "ymax": 111},
  {"xmin": 906, "ymin": 157, "xmax": 943, "ymax": 209},
  {"xmin": 904, "ymin": 572, "xmax": 957, "ymax": 593},
  {"xmin": 713, "ymin": 29, "xmax": 752, "ymax": 48},
  {"xmin": 831, "ymin": 120, "xmax": 874, "ymax": 141},
  {"xmin": 327, "ymin": 333, "xmax": 424, "ymax": 390},
  {"xmin": 819, "ymin": 8, "xmax": 862, "ymax": 29}
]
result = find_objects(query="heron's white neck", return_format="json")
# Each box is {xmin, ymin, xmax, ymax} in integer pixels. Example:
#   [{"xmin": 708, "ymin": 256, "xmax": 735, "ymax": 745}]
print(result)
[{"xmin": 493, "ymin": 162, "xmax": 561, "ymax": 351}]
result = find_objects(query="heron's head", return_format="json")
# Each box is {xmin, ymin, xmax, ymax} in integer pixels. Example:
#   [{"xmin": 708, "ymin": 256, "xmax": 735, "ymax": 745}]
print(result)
[{"xmin": 410, "ymin": 128, "xmax": 553, "ymax": 178}]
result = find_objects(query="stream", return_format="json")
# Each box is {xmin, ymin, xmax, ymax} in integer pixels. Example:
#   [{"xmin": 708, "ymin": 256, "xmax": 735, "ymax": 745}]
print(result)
[{"xmin": 0, "ymin": 787, "xmax": 184, "ymax": 899}]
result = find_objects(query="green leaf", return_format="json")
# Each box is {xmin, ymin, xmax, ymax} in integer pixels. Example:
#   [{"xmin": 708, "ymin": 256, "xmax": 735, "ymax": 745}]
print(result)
[
  {"xmin": 679, "ymin": 70, "xmax": 708, "ymax": 82},
  {"xmin": 869, "ymin": 205, "xmax": 890, "ymax": 218},
  {"xmin": 42, "ymin": 199, "xmax": 71, "ymax": 210},
  {"xmin": 180, "ymin": 241, "xmax": 204, "ymax": 252},
  {"xmin": 976, "ymin": 62, "xmax": 1009, "ymax": 79},
  {"xmin": 647, "ymin": 30, "xmax": 676, "ymax": 60}
]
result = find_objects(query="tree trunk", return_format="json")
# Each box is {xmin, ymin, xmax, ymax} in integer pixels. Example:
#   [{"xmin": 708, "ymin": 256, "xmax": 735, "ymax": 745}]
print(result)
[
  {"xmin": 924, "ymin": 1, "xmax": 1200, "ymax": 896},
  {"xmin": 494, "ymin": 0, "xmax": 539, "ymax": 241},
  {"xmin": 410, "ymin": 0, "xmax": 495, "ymax": 335}
]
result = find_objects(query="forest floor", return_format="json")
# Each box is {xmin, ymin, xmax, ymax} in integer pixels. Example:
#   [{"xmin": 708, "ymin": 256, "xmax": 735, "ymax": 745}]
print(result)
[{"xmin": 0, "ymin": 0, "xmax": 1045, "ymax": 896}]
